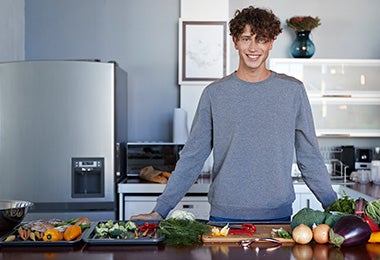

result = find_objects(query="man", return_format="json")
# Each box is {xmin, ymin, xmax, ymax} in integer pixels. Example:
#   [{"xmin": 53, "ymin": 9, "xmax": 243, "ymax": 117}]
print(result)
[{"xmin": 131, "ymin": 6, "xmax": 337, "ymax": 222}]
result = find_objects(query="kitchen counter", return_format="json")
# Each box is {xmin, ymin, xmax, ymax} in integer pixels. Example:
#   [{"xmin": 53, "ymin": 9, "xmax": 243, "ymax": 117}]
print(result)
[{"xmin": 0, "ymin": 238, "xmax": 379, "ymax": 259}]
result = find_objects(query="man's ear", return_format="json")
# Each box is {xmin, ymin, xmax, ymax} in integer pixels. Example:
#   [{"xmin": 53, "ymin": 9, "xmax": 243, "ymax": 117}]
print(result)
[{"xmin": 232, "ymin": 37, "xmax": 238, "ymax": 49}]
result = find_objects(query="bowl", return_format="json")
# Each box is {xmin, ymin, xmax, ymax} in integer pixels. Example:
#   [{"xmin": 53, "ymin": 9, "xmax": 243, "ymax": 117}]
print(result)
[{"xmin": 0, "ymin": 200, "xmax": 33, "ymax": 231}]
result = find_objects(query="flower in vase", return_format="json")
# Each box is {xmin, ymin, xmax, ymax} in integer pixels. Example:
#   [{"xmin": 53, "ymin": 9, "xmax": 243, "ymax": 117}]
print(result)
[{"xmin": 286, "ymin": 16, "xmax": 321, "ymax": 32}]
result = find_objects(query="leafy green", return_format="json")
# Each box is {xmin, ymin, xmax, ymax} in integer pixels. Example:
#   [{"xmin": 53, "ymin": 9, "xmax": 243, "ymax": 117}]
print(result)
[
  {"xmin": 158, "ymin": 219, "xmax": 211, "ymax": 246},
  {"xmin": 291, "ymin": 208, "xmax": 328, "ymax": 230},
  {"xmin": 324, "ymin": 190, "xmax": 355, "ymax": 214}
]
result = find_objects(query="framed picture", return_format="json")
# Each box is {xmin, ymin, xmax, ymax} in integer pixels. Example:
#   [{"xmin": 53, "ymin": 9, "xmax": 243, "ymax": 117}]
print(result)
[{"xmin": 179, "ymin": 20, "xmax": 227, "ymax": 84}]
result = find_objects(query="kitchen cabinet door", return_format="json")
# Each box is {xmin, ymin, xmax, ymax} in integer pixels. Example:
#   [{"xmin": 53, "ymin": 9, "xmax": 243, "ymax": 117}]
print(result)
[{"xmin": 269, "ymin": 58, "xmax": 380, "ymax": 137}]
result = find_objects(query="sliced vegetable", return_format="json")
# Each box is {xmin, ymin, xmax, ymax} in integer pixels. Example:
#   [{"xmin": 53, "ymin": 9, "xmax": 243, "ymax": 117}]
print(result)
[
  {"xmin": 271, "ymin": 227, "xmax": 292, "ymax": 239},
  {"xmin": 329, "ymin": 215, "xmax": 371, "ymax": 247}
]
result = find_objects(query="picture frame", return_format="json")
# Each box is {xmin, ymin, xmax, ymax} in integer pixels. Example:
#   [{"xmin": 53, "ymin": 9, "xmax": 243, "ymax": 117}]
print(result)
[{"xmin": 179, "ymin": 20, "xmax": 227, "ymax": 84}]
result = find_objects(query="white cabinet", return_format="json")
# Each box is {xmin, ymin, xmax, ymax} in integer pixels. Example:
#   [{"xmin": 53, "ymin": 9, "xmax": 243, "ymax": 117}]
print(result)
[
  {"xmin": 123, "ymin": 196, "xmax": 210, "ymax": 220},
  {"xmin": 292, "ymin": 184, "xmax": 341, "ymax": 216},
  {"xmin": 269, "ymin": 59, "xmax": 380, "ymax": 137}
]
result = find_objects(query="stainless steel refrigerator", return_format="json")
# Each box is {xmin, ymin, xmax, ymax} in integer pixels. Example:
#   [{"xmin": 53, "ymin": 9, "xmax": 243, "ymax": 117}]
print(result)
[{"xmin": 0, "ymin": 60, "xmax": 127, "ymax": 221}]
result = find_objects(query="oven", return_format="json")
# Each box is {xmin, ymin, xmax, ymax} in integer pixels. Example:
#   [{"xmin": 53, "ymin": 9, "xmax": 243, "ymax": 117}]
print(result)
[{"xmin": 117, "ymin": 142, "xmax": 211, "ymax": 220}]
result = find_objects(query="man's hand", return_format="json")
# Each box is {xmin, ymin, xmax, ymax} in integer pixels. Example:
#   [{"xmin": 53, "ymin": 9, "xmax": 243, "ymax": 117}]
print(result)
[{"xmin": 130, "ymin": 211, "xmax": 163, "ymax": 221}]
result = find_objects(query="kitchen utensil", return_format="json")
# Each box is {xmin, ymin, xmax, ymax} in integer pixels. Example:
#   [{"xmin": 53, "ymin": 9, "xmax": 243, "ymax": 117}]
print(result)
[
  {"xmin": 0, "ymin": 200, "xmax": 33, "ymax": 231},
  {"xmin": 238, "ymin": 237, "xmax": 282, "ymax": 248}
]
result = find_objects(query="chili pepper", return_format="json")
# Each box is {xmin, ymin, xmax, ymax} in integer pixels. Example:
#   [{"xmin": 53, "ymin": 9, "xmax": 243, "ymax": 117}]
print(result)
[
  {"xmin": 43, "ymin": 229, "xmax": 63, "ymax": 242},
  {"xmin": 366, "ymin": 216, "xmax": 380, "ymax": 232}
]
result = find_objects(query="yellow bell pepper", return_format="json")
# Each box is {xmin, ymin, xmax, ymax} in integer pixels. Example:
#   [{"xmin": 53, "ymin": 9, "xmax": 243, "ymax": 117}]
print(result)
[
  {"xmin": 368, "ymin": 231, "xmax": 380, "ymax": 243},
  {"xmin": 43, "ymin": 229, "xmax": 63, "ymax": 242},
  {"xmin": 63, "ymin": 225, "xmax": 82, "ymax": 241}
]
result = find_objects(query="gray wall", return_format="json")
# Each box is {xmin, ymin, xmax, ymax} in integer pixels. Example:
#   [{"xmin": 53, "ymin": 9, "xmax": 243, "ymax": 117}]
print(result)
[{"xmin": 25, "ymin": 0, "xmax": 180, "ymax": 142}]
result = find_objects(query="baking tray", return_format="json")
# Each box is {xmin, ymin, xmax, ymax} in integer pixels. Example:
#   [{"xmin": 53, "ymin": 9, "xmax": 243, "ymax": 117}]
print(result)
[
  {"xmin": 0, "ymin": 223, "xmax": 92, "ymax": 247},
  {"xmin": 82, "ymin": 220, "xmax": 164, "ymax": 245}
]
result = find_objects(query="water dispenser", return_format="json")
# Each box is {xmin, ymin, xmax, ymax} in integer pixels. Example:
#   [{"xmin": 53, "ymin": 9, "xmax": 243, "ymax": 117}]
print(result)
[{"xmin": 72, "ymin": 158, "xmax": 104, "ymax": 198}]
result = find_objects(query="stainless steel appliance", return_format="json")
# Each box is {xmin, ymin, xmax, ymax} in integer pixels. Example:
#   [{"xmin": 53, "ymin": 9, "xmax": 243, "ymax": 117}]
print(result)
[
  {"xmin": 355, "ymin": 148, "xmax": 373, "ymax": 170},
  {"xmin": 118, "ymin": 142, "xmax": 210, "ymax": 220},
  {"xmin": 0, "ymin": 60, "xmax": 127, "ymax": 221}
]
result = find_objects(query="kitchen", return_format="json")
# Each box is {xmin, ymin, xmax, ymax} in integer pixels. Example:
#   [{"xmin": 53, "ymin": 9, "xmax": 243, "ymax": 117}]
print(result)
[{"xmin": 1, "ymin": 0, "xmax": 380, "ymax": 258}]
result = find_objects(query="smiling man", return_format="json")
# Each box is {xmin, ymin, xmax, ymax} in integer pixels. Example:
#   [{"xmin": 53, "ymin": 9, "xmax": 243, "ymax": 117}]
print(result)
[{"xmin": 131, "ymin": 6, "xmax": 337, "ymax": 222}]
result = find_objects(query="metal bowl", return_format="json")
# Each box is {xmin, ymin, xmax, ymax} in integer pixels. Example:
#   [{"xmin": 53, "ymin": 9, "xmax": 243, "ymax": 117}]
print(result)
[{"xmin": 0, "ymin": 200, "xmax": 33, "ymax": 231}]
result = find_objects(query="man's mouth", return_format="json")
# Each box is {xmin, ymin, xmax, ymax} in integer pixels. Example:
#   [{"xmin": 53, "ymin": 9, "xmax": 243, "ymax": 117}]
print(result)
[{"xmin": 247, "ymin": 54, "xmax": 260, "ymax": 60}]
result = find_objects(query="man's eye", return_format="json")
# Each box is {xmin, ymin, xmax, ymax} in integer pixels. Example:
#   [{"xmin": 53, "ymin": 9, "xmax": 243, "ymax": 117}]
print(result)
[{"xmin": 241, "ymin": 37, "xmax": 250, "ymax": 42}]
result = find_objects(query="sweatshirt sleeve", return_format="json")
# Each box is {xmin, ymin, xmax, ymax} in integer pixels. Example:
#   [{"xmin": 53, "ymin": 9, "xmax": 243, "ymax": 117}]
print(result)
[
  {"xmin": 153, "ymin": 88, "xmax": 213, "ymax": 217},
  {"xmin": 294, "ymin": 86, "xmax": 337, "ymax": 209}
]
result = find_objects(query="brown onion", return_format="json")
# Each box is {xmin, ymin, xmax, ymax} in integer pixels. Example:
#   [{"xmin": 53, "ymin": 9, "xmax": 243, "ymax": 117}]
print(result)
[
  {"xmin": 313, "ymin": 224, "xmax": 330, "ymax": 244},
  {"xmin": 292, "ymin": 224, "xmax": 313, "ymax": 244}
]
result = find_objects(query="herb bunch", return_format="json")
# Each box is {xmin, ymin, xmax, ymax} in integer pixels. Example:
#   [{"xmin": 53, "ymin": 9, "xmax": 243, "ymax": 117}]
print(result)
[
  {"xmin": 158, "ymin": 219, "xmax": 211, "ymax": 246},
  {"xmin": 286, "ymin": 16, "xmax": 321, "ymax": 31}
]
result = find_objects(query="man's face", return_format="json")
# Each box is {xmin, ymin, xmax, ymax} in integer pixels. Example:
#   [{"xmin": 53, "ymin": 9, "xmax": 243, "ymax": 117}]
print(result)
[{"xmin": 233, "ymin": 25, "xmax": 274, "ymax": 72}]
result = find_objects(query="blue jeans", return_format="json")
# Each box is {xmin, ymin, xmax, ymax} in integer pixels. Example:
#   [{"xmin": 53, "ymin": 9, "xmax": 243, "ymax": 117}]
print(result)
[{"xmin": 209, "ymin": 215, "xmax": 291, "ymax": 223}]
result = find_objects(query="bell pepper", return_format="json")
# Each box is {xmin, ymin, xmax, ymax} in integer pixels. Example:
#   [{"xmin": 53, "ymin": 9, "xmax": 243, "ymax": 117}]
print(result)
[
  {"xmin": 228, "ymin": 223, "xmax": 256, "ymax": 236},
  {"xmin": 366, "ymin": 216, "xmax": 380, "ymax": 232},
  {"xmin": 63, "ymin": 225, "xmax": 82, "ymax": 241},
  {"xmin": 43, "ymin": 229, "xmax": 63, "ymax": 242},
  {"xmin": 368, "ymin": 231, "xmax": 380, "ymax": 243}
]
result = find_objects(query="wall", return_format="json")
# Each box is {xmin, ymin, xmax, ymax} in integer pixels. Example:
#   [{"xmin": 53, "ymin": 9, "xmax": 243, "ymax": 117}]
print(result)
[{"xmin": 0, "ymin": 0, "xmax": 24, "ymax": 61}]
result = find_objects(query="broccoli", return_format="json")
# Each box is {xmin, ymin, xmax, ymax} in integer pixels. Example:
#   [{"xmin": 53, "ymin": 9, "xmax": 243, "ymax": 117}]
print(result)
[
  {"xmin": 324, "ymin": 213, "xmax": 344, "ymax": 228},
  {"xmin": 291, "ymin": 208, "xmax": 328, "ymax": 230}
]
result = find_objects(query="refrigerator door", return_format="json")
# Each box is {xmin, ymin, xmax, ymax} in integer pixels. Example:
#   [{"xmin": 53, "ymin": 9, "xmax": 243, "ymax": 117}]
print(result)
[{"xmin": 0, "ymin": 60, "xmax": 123, "ymax": 220}]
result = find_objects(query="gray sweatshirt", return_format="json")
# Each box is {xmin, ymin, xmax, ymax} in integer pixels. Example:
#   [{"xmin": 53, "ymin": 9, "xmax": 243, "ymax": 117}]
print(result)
[{"xmin": 154, "ymin": 71, "xmax": 337, "ymax": 220}]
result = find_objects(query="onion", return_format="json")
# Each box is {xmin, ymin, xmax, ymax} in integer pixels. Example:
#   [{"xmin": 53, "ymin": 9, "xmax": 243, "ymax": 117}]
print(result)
[
  {"xmin": 292, "ymin": 224, "xmax": 313, "ymax": 244},
  {"xmin": 313, "ymin": 224, "xmax": 330, "ymax": 244}
]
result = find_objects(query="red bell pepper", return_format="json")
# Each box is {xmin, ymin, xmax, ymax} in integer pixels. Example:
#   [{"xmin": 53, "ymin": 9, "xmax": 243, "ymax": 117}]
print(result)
[
  {"xmin": 228, "ymin": 223, "xmax": 256, "ymax": 236},
  {"xmin": 366, "ymin": 216, "xmax": 380, "ymax": 232}
]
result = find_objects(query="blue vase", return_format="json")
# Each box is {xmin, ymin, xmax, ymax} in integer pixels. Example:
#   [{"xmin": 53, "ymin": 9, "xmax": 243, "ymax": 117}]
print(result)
[{"xmin": 290, "ymin": 30, "xmax": 315, "ymax": 58}]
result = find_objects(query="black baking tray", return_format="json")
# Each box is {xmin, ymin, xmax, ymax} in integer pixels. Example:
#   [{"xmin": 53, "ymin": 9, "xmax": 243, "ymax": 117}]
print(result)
[
  {"xmin": 82, "ymin": 220, "xmax": 164, "ymax": 245},
  {"xmin": 0, "ymin": 223, "xmax": 92, "ymax": 247}
]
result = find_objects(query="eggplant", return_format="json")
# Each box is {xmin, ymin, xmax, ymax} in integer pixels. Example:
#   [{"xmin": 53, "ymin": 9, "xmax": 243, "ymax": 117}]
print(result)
[{"xmin": 329, "ymin": 214, "xmax": 371, "ymax": 247}]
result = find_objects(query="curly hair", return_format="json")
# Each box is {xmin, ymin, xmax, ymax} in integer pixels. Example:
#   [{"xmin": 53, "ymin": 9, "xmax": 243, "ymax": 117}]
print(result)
[{"xmin": 229, "ymin": 6, "xmax": 282, "ymax": 41}]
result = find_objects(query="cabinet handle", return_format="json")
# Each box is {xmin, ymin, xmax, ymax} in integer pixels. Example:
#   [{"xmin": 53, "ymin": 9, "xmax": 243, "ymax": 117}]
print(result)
[
  {"xmin": 182, "ymin": 204, "xmax": 194, "ymax": 209},
  {"xmin": 322, "ymin": 94, "xmax": 352, "ymax": 98},
  {"xmin": 319, "ymin": 134, "xmax": 351, "ymax": 137},
  {"xmin": 306, "ymin": 199, "xmax": 310, "ymax": 208}
]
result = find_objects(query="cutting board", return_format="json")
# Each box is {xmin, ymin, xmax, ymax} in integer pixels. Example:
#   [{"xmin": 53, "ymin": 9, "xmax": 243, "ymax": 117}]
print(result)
[{"xmin": 202, "ymin": 223, "xmax": 294, "ymax": 244}]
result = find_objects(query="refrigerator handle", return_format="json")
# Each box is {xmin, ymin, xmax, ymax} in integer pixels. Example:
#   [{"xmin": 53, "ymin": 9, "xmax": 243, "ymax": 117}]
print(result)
[{"xmin": 115, "ymin": 142, "xmax": 126, "ymax": 177}]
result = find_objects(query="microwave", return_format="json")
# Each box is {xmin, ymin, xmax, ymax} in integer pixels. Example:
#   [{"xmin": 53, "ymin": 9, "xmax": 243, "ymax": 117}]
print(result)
[{"xmin": 126, "ymin": 142, "xmax": 184, "ymax": 177}]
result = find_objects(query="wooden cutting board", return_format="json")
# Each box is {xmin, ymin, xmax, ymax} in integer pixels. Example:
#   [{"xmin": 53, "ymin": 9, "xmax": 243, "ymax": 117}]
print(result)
[{"xmin": 202, "ymin": 223, "xmax": 294, "ymax": 244}]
